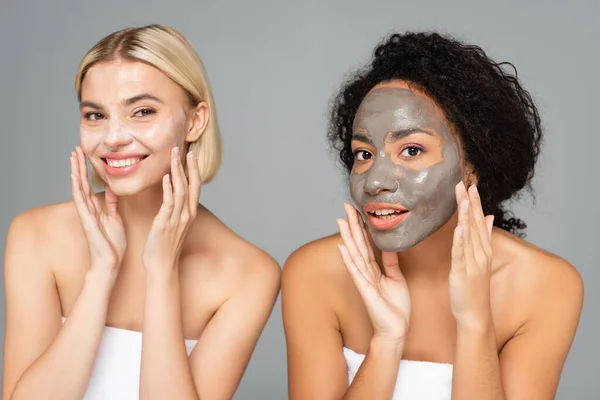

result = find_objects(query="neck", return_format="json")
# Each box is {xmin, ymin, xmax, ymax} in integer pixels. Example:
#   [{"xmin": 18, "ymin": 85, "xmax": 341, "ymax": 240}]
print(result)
[
  {"xmin": 115, "ymin": 183, "xmax": 164, "ymax": 237},
  {"xmin": 395, "ymin": 213, "xmax": 459, "ymax": 283}
]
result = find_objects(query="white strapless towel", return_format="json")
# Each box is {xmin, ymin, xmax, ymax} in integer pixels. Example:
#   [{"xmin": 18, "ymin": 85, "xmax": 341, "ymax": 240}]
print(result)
[
  {"xmin": 343, "ymin": 346, "xmax": 453, "ymax": 400},
  {"xmin": 61, "ymin": 317, "xmax": 198, "ymax": 399}
]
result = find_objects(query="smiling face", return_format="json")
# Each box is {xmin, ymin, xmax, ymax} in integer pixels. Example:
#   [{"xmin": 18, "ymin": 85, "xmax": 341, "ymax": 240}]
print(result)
[
  {"xmin": 79, "ymin": 60, "xmax": 205, "ymax": 196},
  {"xmin": 349, "ymin": 81, "xmax": 463, "ymax": 252}
]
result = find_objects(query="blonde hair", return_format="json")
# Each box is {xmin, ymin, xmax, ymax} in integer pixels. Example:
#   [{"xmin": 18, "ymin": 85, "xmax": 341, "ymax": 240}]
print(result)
[{"xmin": 75, "ymin": 24, "xmax": 222, "ymax": 185}]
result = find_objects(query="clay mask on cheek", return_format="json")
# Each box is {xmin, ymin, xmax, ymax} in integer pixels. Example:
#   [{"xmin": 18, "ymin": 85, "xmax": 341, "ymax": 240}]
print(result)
[{"xmin": 349, "ymin": 87, "xmax": 463, "ymax": 252}]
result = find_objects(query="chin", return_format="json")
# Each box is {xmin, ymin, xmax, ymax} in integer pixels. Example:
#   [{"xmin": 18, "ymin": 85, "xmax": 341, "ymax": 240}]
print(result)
[
  {"xmin": 103, "ymin": 177, "xmax": 155, "ymax": 197},
  {"xmin": 370, "ymin": 228, "xmax": 426, "ymax": 253}
]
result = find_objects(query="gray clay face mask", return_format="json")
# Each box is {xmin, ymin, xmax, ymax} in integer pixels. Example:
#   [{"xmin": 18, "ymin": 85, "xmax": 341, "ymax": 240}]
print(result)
[{"xmin": 349, "ymin": 86, "xmax": 462, "ymax": 252}]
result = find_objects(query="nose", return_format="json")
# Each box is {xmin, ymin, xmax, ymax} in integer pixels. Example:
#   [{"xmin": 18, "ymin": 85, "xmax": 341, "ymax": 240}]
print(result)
[
  {"xmin": 364, "ymin": 158, "xmax": 400, "ymax": 195},
  {"xmin": 103, "ymin": 120, "xmax": 133, "ymax": 149}
]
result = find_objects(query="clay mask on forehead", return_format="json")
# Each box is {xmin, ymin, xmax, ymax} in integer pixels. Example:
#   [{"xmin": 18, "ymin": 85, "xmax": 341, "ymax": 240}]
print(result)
[{"xmin": 349, "ymin": 87, "xmax": 462, "ymax": 252}]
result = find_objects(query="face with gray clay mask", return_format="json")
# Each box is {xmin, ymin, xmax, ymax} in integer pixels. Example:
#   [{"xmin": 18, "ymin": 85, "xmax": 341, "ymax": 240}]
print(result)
[{"xmin": 349, "ymin": 82, "xmax": 463, "ymax": 252}]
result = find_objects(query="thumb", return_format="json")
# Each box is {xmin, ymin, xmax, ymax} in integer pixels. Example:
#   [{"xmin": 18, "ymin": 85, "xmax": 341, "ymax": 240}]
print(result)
[{"xmin": 381, "ymin": 251, "xmax": 403, "ymax": 281}]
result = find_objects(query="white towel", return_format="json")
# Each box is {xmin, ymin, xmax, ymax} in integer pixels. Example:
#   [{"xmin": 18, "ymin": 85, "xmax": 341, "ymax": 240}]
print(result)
[
  {"xmin": 61, "ymin": 317, "xmax": 197, "ymax": 399},
  {"xmin": 343, "ymin": 346, "xmax": 453, "ymax": 400}
]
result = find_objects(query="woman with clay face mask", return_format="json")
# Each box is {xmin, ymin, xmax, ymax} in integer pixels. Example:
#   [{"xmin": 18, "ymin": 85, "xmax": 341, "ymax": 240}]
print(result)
[
  {"xmin": 3, "ymin": 24, "xmax": 280, "ymax": 400},
  {"xmin": 282, "ymin": 32, "xmax": 583, "ymax": 400}
]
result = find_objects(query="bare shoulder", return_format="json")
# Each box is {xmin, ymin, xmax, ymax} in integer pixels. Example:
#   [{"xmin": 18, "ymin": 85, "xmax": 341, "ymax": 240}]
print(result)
[
  {"xmin": 282, "ymin": 233, "xmax": 351, "ymax": 300},
  {"xmin": 183, "ymin": 205, "xmax": 281, "ymax": 296},
  {"xmin": 6, "ymin": 201, "xmax": 82, "ymax": 255},
  {"xmin": 493, "ymin": 229, "xmax": 583, "ymax": 320}
]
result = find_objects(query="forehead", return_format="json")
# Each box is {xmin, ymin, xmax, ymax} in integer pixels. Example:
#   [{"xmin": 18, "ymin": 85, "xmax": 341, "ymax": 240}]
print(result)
[
  {"xmin": 80, "ymin": 60, "xmax": 184, "ymax": 103},
  {"xmin": 353, "ymin": 83, "xmax": 448, "ymax": 135}
]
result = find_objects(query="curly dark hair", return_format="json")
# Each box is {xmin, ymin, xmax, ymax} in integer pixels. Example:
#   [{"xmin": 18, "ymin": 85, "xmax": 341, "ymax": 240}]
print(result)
[{"xmin": 328, "ymin": 31, "xmax": 543, "ymax": 235}]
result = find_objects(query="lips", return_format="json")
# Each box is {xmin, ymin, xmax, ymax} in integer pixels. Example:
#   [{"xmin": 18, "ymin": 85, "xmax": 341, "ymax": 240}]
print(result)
[
  {"xmin": 100, "ymin": 153, "xmax": 148, "ymax": 177},
  {"xmin": 363, "ymin": 202, "xmax": 409, "ymax": 231}
]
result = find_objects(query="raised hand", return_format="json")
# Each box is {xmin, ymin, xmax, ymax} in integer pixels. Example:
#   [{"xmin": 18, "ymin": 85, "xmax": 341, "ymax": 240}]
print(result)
[
  {"xmin": 70, "ymin": 147, "xmax": 127, "ymax": 272},
  {"xmin": 449, "ymin": 181, "xmax": 495, "ymax": 331},
  {"xmin": 337, "ymin": 203, "xmax": 411, "ymax": 344},
  {"xmin": 141, "ymin": 147, "xmax": 201, "ymax": 272}
]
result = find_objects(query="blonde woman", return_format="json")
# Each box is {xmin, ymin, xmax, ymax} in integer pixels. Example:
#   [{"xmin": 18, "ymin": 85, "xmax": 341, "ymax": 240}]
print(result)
[{"xmin": 3, "ymin": 24, "xmax": 280, "ymax": 400}]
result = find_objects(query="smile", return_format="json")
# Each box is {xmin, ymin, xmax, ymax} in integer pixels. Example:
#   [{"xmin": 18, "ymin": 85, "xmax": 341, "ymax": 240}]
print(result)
[
  {"xmin": 104, "ymin": 157, "xmax": 144, "ymax": 168},
  {"xmin": 101, "ymin": 154, "xmax": 148, "ymax": 177},
  {"xmin": 364, "ymin": 203, "xmax": 409, "ymax": 231}
]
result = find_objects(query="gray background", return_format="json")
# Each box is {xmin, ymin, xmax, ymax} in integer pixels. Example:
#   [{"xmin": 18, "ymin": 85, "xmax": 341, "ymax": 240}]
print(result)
[{"xmin": 1, "ymin": 0, "xmax": 598, "ymax": 398}]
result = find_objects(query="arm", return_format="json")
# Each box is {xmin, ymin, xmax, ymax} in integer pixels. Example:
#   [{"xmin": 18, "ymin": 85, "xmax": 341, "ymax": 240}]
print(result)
[
  {"xmin": 282, "ymin": 227, "xmax": 408, "ymax": 400},
  {"xmin": 497, "ymin": 260, "xmax": 583, "ymax": 400},
  {"xmin": 452, "ymin": 321, "xmax": 505, "ymax": 400},
  {"xmin": 345, "ymin": 337, "xmax": 405, "ymax": 399},
  {"xmin": 450, "ymin": 183, "xmax": 584, "ymax": 399},
  {"xmin": 139, "ymin": 252, "xmax": 280, "ymax": 400},
  {"xmin": 139, "ymin": 149, "xmax": 279, "ymax": 399},
  {"xmin": 4, "ymin": 149, "xmax": 126, "ymax": 400},
  {"xmin": 282, "ymin": 244, "xmax": 351, "ymax": 399},
  {"xmin": 3, "ymin": 212, "xmax": 114, "ymax": 400}
]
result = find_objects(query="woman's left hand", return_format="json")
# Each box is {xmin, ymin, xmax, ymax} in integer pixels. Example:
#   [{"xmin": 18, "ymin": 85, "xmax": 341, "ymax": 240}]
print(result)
[
  {"xmin": 449, "ymin": 181, "xmax": 495, "ymax": 331},
  {"xmin": 142, "ymin": 146, "xmax": 201, "ymax": 273}
]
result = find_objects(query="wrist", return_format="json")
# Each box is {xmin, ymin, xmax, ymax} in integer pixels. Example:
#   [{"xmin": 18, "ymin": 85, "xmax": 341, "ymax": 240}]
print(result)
[
  {"xmin": 456, "ymin": 316, "xmax": 495, "ymax": 336},
  {"xmin": 144, "ymin": 261, "xmax": 178, "ymax": 284},
  {"xmin": 370, "ymin": 334, "xmax": 406, "ymax": 356},
  {"xmin": 84, "ymin": 268, "xmax": 117, "ymax": 296}
]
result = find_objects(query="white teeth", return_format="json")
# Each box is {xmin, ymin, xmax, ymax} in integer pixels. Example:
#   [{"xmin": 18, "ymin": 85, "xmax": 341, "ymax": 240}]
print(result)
[
  {"xmin": 106, "ymin": 157, "xmax": 142, "ymax": 168},
  {"xmin": 372, "ymin": 209, "xmax": 397, "ymax": 216}
]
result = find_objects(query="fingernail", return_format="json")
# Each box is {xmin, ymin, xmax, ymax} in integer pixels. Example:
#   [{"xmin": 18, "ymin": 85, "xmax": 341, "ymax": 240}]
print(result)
[
  {"xmin": 462, "ymin": 200, "xmax": 469, "ymax": 213},
  {"xmin": 470, "ymin": 185, "xmax": 479, "ymax": 198},
  {"xmin": 174, "ymin": 146, "xmax": 180, "ymax": 155}
]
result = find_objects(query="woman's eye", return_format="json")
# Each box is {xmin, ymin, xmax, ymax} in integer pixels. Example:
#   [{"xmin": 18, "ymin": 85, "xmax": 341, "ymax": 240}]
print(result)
[
  {"xmin": 135, "ymin": 109, "xmax": 156, "ymax": 117},
  {"xmin": 85, "ymin": 112, "xmax": 104, "ymax": 121},
  {"xmin": 401, "ymin": 146, "xmax": 423, "ymax": 157},
  {"xmin": 354, "ymin": 150, "xmax": 373, "ymax": 161}
]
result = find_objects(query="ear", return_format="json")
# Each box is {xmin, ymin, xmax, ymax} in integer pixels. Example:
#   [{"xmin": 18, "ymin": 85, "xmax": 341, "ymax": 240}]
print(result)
[{"xmin": 185, "ymin": 101, "xmax": 209, "ymax": 143}]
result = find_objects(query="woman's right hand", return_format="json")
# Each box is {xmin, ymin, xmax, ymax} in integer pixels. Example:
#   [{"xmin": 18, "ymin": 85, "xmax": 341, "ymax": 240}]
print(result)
[
  {"xmin": 71, "ymin": 147, "xmax": 127, "ymax": 274},
  {"xmin": 336, "ymin": 203, "xmax": 411, "ymax": 346}
]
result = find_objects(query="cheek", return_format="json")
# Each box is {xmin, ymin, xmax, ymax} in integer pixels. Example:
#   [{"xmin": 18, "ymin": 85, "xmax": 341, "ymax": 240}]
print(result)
[
  {"xmin": 138, "ymin": 116, "xmax": 186, "ymax": 149},
  {"xmin": 79, "ymin": 130, "xmax": 103, "ymax": 154},
  {"xmin": 349, "ymin": 173, "xmax": 365, "ymax": 202}
]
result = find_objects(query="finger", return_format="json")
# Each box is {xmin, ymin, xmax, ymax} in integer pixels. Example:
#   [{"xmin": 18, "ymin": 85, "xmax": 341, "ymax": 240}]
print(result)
[
  {"xmin": 170, "ymin": 147, "xmax": 186, "ymax": 224},
  {"xmin": 104, "ymin": 186, "xmax": 119, "ymax": 217},
  {"xmin": 71, "ymin": 164, "xmax": 96, "ymax": 229},
  {"xmin": 71, "ymin": 153, "xmax": 92, "ymax": 215},
  {"xmin": 455, "ymin": 180, "xmax": 468, "ymax": 207},
  {"xmin": 187, "ymin": 151, "xmax": 201, "ymax": 217},
  {"xmin": 451, "ymin": 225, "xmax": 466, "ymax": 274},
  {"xmin": 344, "ymin": 203, "xmax": 370, "ymax": 263},
  {"xmin": 337, "ymin": 218, "xmax": 375, "ymax": 284},
  {"xmin": 154, "ymin": 174, "xmax": 174, "ymax": 224},
  {"xmin": 381, "ymin": 251, "xmax": 403, "ymax": 281},
  {"xmin": 338, "ymin": 243, "xmax": 373, "ymax": 294},
  {"xmin": 76, "ymin": 147, "xmax": 96, "ymax": 214},
  {"xmin": 486, "ymin": 215, "xmax": 494, "ymax": 239},
  {"xmin": 467, "ymin": 186, "xmax": 492, "ymax": 270},
  {"xmin": 468, "ymin": 185, "xmax": 492, "ymax": 256},
  {"xmin": 359, "ymin": 222, "xmax": 376, "ymax": 263},
  {"xmin": 460, "ymin": 199, "xmax": 477, "ymax": 273}
]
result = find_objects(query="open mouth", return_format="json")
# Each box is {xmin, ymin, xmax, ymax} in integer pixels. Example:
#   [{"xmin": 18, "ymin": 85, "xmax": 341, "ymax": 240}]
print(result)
[
  {"xmin": 367, "ymin": 209, "xmax": 408, "ymax": 220},
  {"xmin": 364, "ymin": 203, "xmax": 409, "ymax": 230},
  {"xmin": 102, "ymin": 156, "xmax": 148, "ymax": 168}
]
